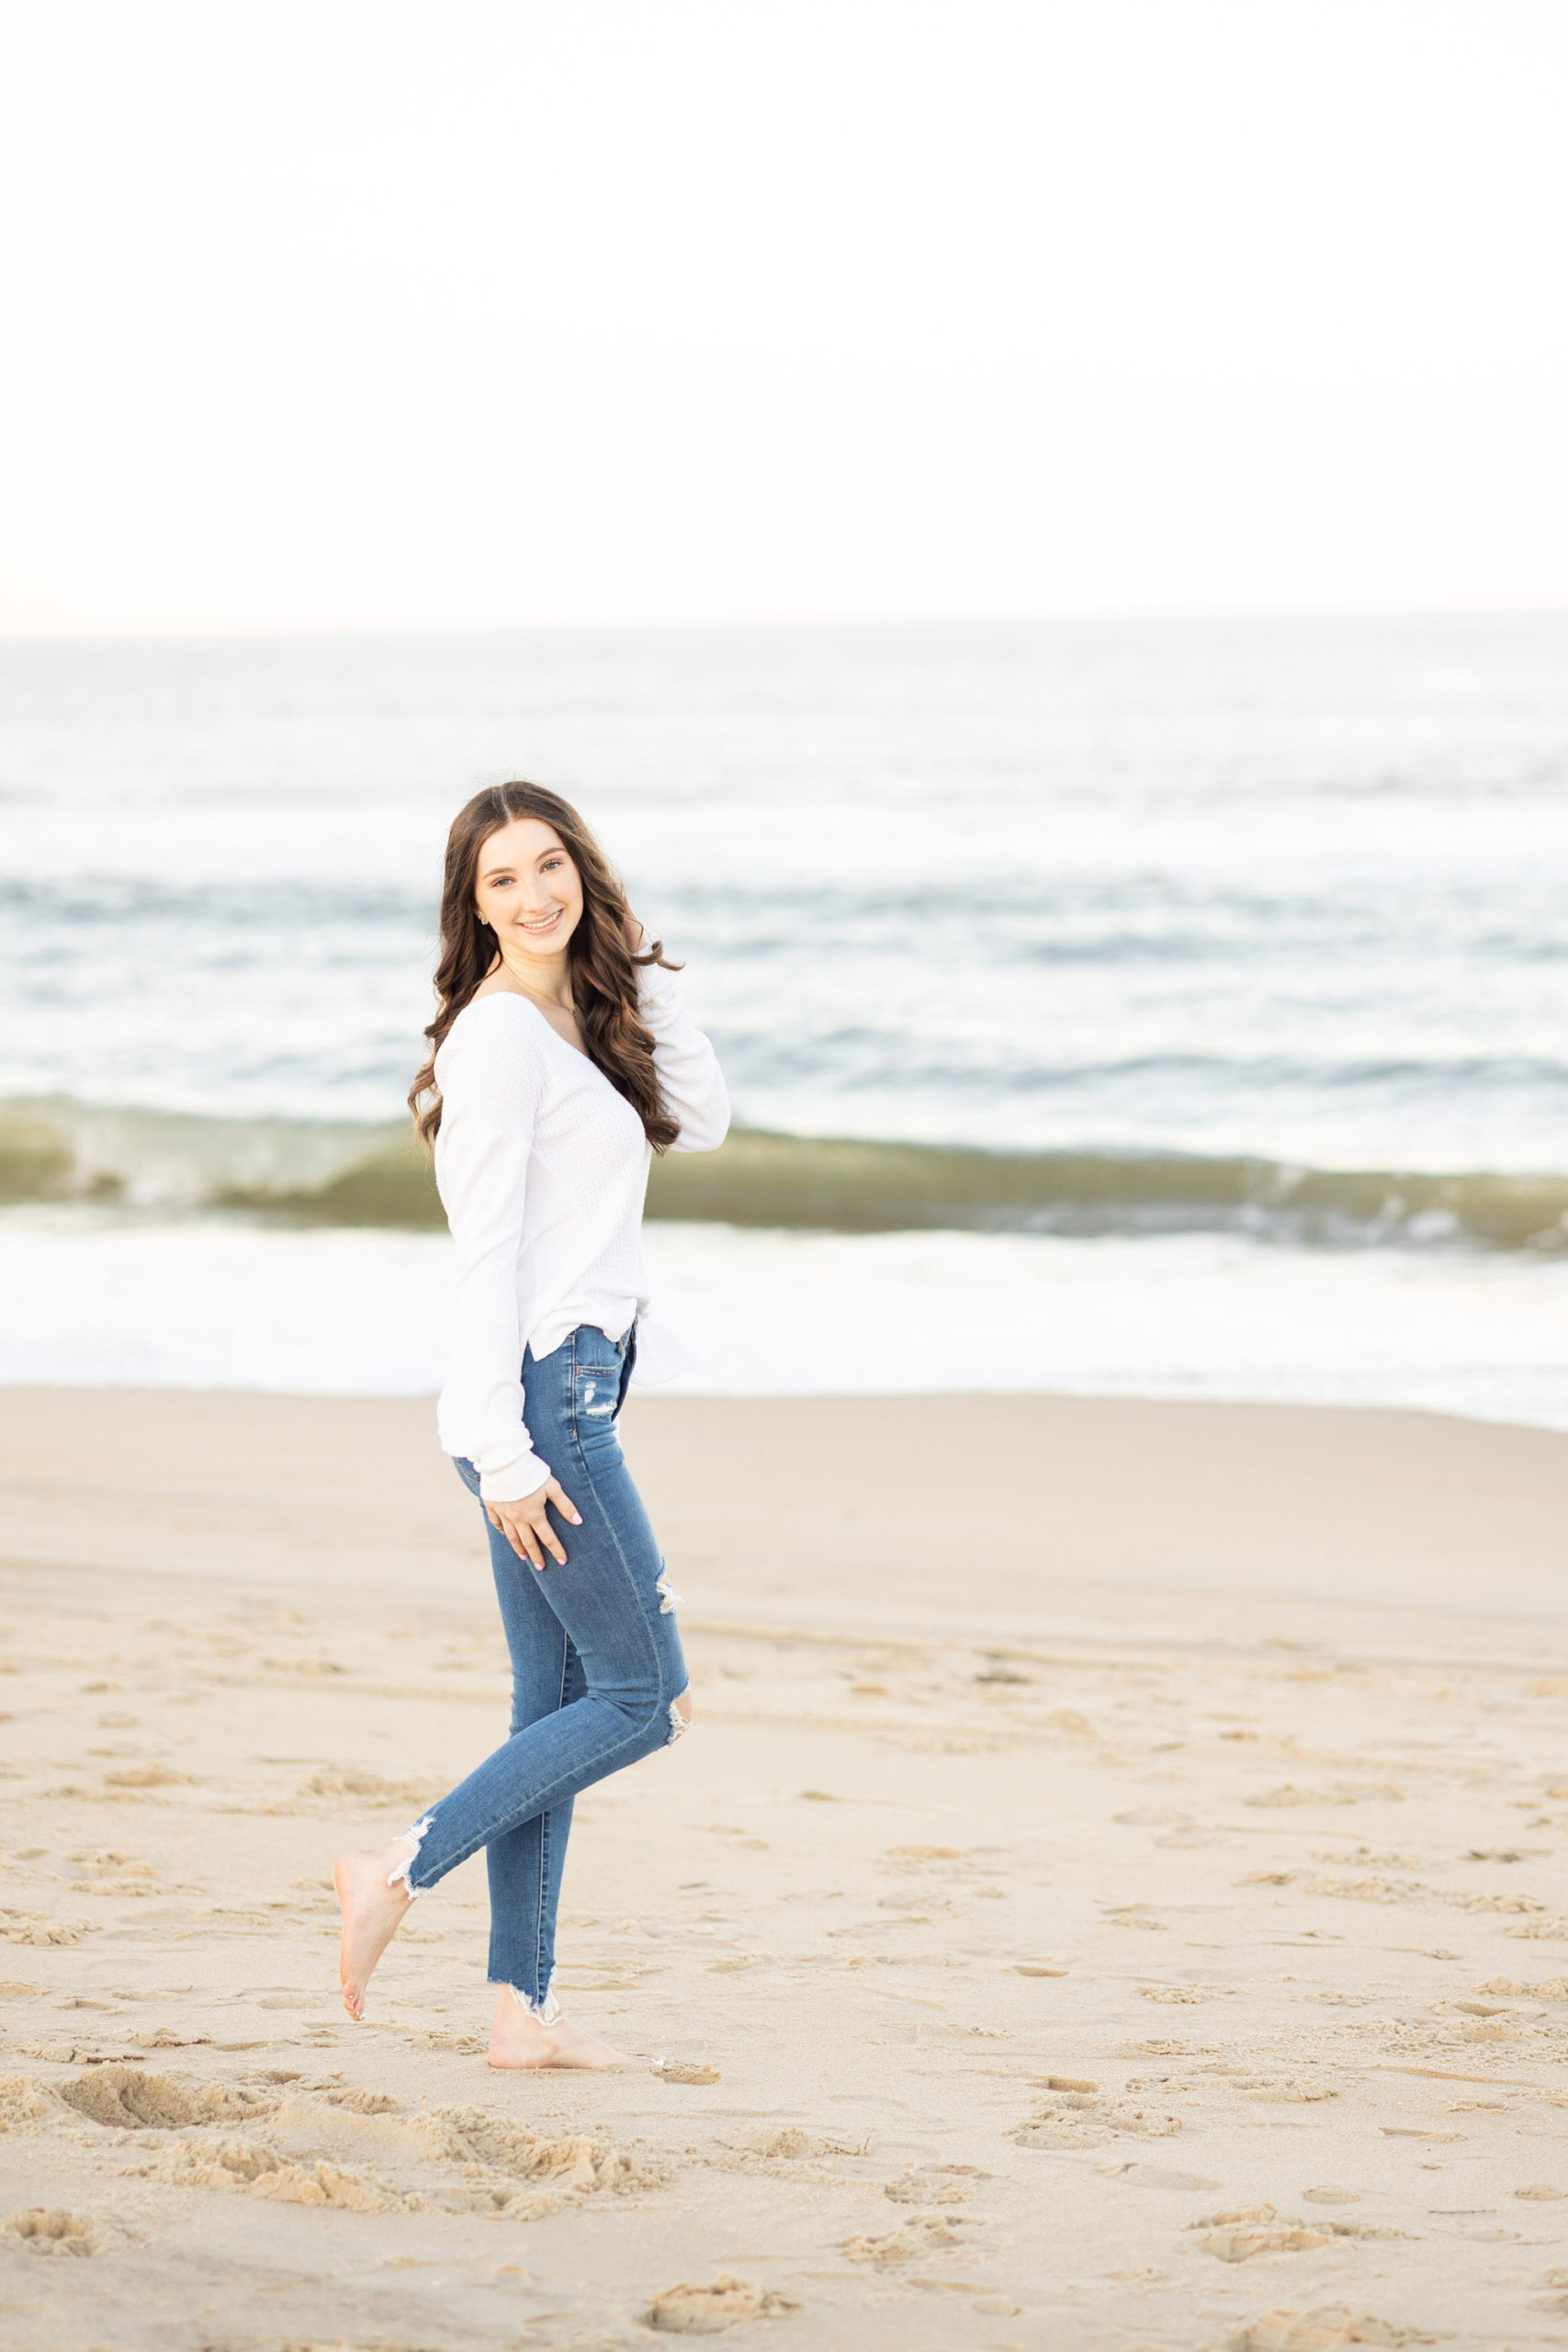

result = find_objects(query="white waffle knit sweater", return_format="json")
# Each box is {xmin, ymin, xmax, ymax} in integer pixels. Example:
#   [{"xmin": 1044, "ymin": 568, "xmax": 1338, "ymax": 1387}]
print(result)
[{"xmin": 433, "ymin": 959, "xmax": 729, "ymax": 1501}]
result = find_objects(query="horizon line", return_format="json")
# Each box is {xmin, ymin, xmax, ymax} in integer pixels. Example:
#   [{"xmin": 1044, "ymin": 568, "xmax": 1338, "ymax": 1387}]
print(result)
[{"xmin": 3, "ymin": 603, "xmax": 1568, "ymax": 651}]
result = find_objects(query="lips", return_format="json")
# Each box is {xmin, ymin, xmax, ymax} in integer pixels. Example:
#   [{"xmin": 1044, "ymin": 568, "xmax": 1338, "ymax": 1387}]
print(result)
[{"xmin": 518, "ymin": 909, "xmax": 564, "ymax": 934}]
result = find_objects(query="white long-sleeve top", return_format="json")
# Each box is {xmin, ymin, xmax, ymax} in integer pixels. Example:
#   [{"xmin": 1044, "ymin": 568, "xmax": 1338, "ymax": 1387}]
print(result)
[{"xmin": 433, "ymin": 958, "xmax": 729, "ymax": 1501}]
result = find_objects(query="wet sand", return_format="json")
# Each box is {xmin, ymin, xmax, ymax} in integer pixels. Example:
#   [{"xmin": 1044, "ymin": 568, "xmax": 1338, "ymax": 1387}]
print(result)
[{"xmin": 5, "ymin": 1385, "xmax": 1568, "ymax": 2350}]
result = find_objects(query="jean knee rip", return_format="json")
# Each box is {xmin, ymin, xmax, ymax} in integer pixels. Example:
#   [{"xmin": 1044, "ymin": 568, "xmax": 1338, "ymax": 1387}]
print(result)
[
  {"xmin": 655, "ymin": 1565, "xmax": 682, "ymax": 1615},
  {"xmin": 665, "ymin": 1693, "xmax": 691, "ymax": 1746}
]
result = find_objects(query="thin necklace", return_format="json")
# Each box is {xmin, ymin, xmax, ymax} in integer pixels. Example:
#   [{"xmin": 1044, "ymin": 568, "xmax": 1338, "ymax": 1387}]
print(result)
[
  {"xmin": 521, "ymin": 978, "xmax": 574, "ymax": 1013},
  {"xmin": 492, "ymin": 956, "xmax": 573, "ymax": 1015}
]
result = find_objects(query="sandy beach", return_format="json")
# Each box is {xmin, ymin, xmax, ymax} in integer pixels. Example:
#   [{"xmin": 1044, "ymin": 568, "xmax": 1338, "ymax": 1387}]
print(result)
[{"xmin": 5, "ymin": 1385, "xmax": 1568, "ymax": 2351}]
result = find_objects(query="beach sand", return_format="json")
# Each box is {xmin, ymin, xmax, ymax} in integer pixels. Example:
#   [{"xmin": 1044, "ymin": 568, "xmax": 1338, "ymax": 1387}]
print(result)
[{"xmin": 5, "ymin": 1386, "xmax": 1568, "ymax": 2350}]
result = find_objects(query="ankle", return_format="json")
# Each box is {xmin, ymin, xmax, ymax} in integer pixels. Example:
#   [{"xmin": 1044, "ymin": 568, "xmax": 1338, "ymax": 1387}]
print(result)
[
  {"xmin": 492, "ymin": 1984, "xmax": 561, "ymax": 2031},
  {"xmin": 382, "ymin": 1814, "xmax": 434, "ymax": 1902}
]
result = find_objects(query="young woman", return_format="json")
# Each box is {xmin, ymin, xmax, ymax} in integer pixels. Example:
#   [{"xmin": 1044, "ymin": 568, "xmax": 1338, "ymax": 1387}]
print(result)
[{"xmin": 333, "ymin": 781, "xmax": 729, "ymax": 2070}]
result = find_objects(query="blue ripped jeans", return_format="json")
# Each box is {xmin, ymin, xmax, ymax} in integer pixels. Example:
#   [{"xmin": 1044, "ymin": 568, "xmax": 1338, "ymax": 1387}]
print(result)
[{"xmin": 398, "ymin": 1320, "xmax": 688, "ymax": 2014}]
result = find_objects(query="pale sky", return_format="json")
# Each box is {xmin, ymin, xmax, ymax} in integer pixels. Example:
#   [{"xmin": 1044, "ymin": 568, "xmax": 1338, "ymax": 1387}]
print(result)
[{"xmin": 2, "ymin": 0, "xmax": 1564, "ymax": 636}]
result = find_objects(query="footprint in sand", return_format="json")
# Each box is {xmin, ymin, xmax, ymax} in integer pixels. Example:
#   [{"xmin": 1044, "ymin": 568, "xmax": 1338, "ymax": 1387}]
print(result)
[
  {"xmin": 3, "ymin": 2208, "xmax": 97, "ymax": 2257},
  {"xmin": 1230, "ymin": 2313, "xmax": 1427, "ymax": 2351},
  {"xmin": 0, "ymin": 1915, "xmax": 87, "ymax": 1947},
  {"xmin": 25, "ymin": 2034, "xmax": 140, "ymax": 2064},
  {"xmin": 746, "ymin": 2129, "xmax": 829, "ymax": 2161},
  {"xmin": 1014, "ymin": 2086, "xmax": 1181, "ymax": 2149},
  {"xmin": 153, "ymin": 2139, "xmax": 400, "ymax": 2211},
  {"xmin": 0, "ymin": 2076, "xmax": 60, "ymax": 2128},
  {"xmin": 842, "ymin": 2215, "xmax": 970, "ymax": 2267},
  {"xmin": 139, "ymin": 2087, "xmax": 660, "ymax": 2221},
  {"xmin": 879, "ymin": 1844, "xmax": 969, "ymax": 1874},
  {"xmin": 1190, "ymin": 2205, "xmax": 1335, "ymax": 2263},
  {"xmin": 647, "ymin": 2275, "xmax": 796, "ymax": 2332},
  {"xmin": 653, "ymin": 2060, "xmax": 721, "ymax": 2085},
  {"xmin": 58, "ymin": 2065, "xmax": 267, "ymax": 2132},
  {"xmin": 324, "ymin": 2086, "xmax": 402, "ymax": 2114},
  {"xmin": 63, "ymin": 1849, "xmax": 161, "ymax": 1894},
  {"xmin": 883, "ymin": 2164, "xmax": 985, "ymax": 2206}
]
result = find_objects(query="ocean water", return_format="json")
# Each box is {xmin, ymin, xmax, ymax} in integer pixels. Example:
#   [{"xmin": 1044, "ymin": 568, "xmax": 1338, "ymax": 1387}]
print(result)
[{"xmin": 5, "ymin": 618, "xmax": 1568, "ymax": 1419}]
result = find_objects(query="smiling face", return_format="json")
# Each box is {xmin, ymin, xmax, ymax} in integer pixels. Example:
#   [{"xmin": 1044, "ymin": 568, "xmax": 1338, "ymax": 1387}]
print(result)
[{"xmin": 473, "ymin": 816, "xmax": 585, "ymax": 968}]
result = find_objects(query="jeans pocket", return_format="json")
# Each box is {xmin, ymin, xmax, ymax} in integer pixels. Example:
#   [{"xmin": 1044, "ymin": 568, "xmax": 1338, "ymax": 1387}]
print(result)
[{"xmin": 453, "ymin": 1455, "xmax": 482, "ymax": 1498}]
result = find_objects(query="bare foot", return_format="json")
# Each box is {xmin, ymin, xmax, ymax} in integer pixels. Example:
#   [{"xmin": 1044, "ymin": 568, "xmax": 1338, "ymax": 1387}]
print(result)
[
  {"xmin": 333, "ymin": 1843, "xmax": 415, "ymax": 2019},
  {"xmin": 488, "ymin": 1986, "xmax": 646, "ymax": 2071}
]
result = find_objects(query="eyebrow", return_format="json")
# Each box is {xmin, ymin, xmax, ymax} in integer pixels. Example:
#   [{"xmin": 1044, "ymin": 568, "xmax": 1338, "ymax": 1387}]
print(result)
[{"xmin": 479, "ymin": 848, "xmax": 564, "ymax": 882}]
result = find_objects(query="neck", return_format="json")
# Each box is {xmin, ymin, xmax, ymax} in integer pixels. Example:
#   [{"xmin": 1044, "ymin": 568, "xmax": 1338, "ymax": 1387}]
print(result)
[{"xmin": 491, "ymin": 942, "xmax": 573, "ymax": 1008}]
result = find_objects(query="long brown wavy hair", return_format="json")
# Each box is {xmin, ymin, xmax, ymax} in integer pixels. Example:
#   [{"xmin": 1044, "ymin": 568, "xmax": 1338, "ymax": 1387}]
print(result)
[{"xmin": 409, "ymin": 782, "xmax": 683, "ymax": 1151}]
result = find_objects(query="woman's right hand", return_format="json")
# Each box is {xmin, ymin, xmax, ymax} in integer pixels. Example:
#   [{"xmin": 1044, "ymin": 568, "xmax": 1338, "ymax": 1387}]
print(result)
[{"xmin": 486, "ymin": 1477, "xmax": 582, "ymax": 1570}]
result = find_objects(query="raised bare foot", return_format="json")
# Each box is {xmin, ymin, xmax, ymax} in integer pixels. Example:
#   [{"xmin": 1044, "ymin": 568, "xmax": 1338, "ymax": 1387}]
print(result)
[
  {"xmin": 333, "ymin": 1843, "xmax": 415, "ymax": 2019},
  {"xmin": 488, "ymin": 1986, "xmax": 645, "ymax": 2071}
]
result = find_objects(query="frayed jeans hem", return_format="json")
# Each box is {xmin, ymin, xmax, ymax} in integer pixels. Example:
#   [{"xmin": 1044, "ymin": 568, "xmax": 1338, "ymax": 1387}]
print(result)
[{"xmin": 492, "ymin": 1982, "xmax": 561, "ymax": 2026}]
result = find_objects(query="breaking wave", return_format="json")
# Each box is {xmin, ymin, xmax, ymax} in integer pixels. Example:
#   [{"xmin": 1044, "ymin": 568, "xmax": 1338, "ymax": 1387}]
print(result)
[{"xmin": 7, "ymin": 1095, "xmax": 1568, "ymax": 1253}]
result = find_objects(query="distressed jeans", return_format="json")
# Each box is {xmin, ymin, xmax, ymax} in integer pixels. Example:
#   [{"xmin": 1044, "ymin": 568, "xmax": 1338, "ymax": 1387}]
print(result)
[{"xmin": 395, "ymin": 1320, "xmax": 687, "ymax": 2013}]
